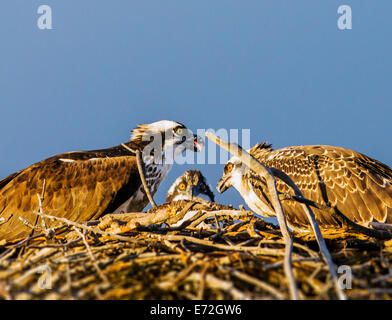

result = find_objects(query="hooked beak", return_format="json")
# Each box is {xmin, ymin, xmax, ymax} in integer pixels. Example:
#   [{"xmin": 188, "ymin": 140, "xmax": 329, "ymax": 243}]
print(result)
[
  {"xmin": 216, "ymin": 175, "xmax": 231, "ymax": 194},
  {"xmin": 192, "ymin": 134, "xmax": 204, "ymax": 152}
]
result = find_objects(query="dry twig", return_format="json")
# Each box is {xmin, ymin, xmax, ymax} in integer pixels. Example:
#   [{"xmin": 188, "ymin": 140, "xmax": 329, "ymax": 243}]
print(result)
[
  {"xmin": 206, "ymin": 132, "xmax": 299, "ymax": 299},
  {"xmin": 121, "ymin": 143, "xmax": 157, "ymax": 208}
]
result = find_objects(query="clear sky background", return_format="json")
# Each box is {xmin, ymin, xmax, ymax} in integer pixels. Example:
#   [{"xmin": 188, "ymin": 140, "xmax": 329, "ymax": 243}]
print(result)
[{"xmin": 0, "ymin": 1, "xmax": 391, "ymax": 210}]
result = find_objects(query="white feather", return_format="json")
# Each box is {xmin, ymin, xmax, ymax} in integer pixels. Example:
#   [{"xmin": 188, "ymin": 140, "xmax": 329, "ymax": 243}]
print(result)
[{"xmin": 59, "ymin": 158, "xmax": 75, "ymax": 163}]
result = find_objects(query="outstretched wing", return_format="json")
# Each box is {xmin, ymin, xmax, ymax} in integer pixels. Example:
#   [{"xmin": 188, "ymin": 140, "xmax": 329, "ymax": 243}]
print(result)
[
  {"xmin": 0, "ymin": 149, "xmax": 142, "ymax": 240},
  {"xmin": 250, "ymin": 144, "xmax": 392, "ymax": 228}
]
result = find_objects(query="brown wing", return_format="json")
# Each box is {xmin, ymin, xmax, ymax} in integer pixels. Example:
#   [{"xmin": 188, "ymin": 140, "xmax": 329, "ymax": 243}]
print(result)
[
  {"xmin": 245, "ymin": 167, "xmax": 323, "ymax": 228},
  {"xmin": 0, "ymin": 152, "xmax": 142, "ymax": 240},
  {"xmin": 0, "ymin": 170, "xmax": 23, "ymax": 190},
  {"xmin": 250, "ymin": 144, "xmax": 392, "ymax": 228}
]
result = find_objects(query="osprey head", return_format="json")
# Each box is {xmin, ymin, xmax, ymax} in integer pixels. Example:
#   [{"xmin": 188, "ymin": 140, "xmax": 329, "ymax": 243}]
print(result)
[
  {"xmin": 216, "ymin": 156, "xmax": 247, "ymax": 194},
  {"xmin": 217, "ymin": 143, "xmax": 272, "ymax": 194},
  {"xmin": 166, "ymin": 170, "xmax": 215, "ymax": 202},
  {"xmin": 130, "ymin": 120, "xmax": 203, "ymax": 162}
]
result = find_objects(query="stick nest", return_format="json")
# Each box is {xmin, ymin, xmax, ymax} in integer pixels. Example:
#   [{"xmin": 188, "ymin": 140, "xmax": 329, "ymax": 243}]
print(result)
[{"xmin": 0, "ymin": 200, "xmax": 391, "ymax": 300}]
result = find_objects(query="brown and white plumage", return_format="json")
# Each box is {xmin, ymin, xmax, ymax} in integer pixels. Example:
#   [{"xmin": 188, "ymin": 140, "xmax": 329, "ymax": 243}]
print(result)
[
  {"xmin": 166, "ymin": 170, "xmax": 215, "ymax": 203},
  {"xmin": 0, "ymin": 120, "xmax": 203, "ymax": 240},
  {"xmin": 217, "ymin": 143, "xmax": 392, "ymax": 230}
]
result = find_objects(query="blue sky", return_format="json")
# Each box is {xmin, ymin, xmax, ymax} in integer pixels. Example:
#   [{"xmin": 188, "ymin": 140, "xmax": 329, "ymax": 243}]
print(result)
[{"xmin": 0, "ymin": 1, "xmax": 391, "ymax": 209}]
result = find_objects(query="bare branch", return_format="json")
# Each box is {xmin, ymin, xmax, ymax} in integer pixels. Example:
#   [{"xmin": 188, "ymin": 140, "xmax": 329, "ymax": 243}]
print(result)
[
  {"xmin": 205, "ymin": 132, "xmax": 299, "ymax": 300},
  {"xmin": 121, "ymin": 143, "xmax": 157, "ymax": 208}
]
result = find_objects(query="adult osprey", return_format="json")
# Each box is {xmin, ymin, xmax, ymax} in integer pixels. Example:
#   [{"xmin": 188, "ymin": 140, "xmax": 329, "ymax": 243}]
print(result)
[
  {"xmin": 217, "ymin": 143, "xmax": 392, "ymax": 230},
  {"xmin": 0, "ymin": 120, "xmax": 203, "ymax": 240},
  {"xmin": 166, "ymin": 170, "xmax": 215, "ymax": 203}
]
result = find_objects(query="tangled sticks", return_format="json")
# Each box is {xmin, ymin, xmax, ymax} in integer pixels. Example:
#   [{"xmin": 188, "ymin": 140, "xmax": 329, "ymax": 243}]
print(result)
[{"xmin": 0, "ymin": 197, "xmax": 391, "ymax": 300}]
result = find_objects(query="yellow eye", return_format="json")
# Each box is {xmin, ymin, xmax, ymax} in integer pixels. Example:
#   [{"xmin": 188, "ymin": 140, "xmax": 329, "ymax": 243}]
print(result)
[
  {"xmin": 179, "ymin": 183, "xmax": 186, "ymax": 190},
  {"xmin": 176, "ymin": 128, "xmax": 183, "ymax": 135},
  {"xmin": 226, "ymin": 163, "xmax": 233, "ymax": 172}
]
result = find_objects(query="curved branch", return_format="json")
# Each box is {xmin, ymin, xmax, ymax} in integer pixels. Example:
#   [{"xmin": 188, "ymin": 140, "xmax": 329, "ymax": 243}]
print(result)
[
  {"xmin": 121, "ymin": 144, "xmax": 157, "ymax": 209},
  {"xmin": 205, "ymin": 132, "xmax": 299, "ymax": 300}
]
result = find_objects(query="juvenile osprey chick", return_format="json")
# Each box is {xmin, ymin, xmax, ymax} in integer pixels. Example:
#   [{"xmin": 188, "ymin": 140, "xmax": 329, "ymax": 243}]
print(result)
[
  {"xmin": 166, "ymin": 170, "xmax": 214, "ymax": 203},
  {"xmin": 217, "ymin": 143, "xmax": 392, "ymax": 230}
]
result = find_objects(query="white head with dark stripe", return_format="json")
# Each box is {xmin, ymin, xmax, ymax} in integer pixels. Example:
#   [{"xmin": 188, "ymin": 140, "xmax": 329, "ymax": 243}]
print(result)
[
  {"xmin": 130, "ymin": 120, "xmax": 203, "ymax": 164},
  {"xmin": 166, "ymin": 170, "xmax": 215, "ymax": 203}
]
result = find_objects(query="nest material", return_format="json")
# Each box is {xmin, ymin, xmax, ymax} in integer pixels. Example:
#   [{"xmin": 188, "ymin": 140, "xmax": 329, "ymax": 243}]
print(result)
[{"xmin": 0, "ymin": 200, "xmax": 391, "ymax": 300}]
